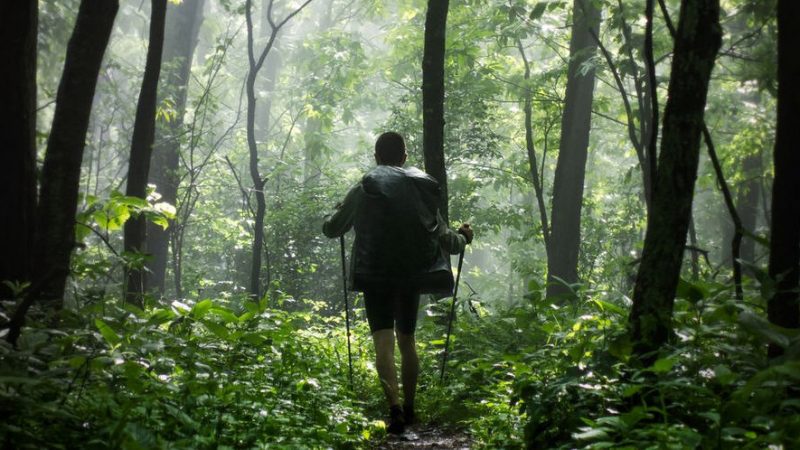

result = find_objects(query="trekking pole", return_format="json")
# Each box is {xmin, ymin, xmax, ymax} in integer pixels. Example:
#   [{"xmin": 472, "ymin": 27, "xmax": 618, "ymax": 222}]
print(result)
[
  {"xmin": 340, "ymin": 235, "xmax": 354, "ymax": 389},
  {"xmin": 440, "ymin": 250, "xmax": 465, "ymax": 382}
]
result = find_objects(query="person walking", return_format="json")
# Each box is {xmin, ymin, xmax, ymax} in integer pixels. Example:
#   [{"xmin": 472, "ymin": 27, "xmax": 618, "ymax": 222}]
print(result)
[{"xmin": 322, "ymin": 131, "xmax": 473, "ymax": 434}]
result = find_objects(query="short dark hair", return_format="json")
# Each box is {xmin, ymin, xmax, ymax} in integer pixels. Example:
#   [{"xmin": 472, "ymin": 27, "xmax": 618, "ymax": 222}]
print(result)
[{"xmin": 375, "ymin": 132, "xmax": 406, "ymax": 166}]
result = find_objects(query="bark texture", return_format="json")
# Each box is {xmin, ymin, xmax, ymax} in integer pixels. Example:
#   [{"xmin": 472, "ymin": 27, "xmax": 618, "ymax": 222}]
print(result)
[
  {"xmin": 0, "ymin": 0, "xmax": 37, "ymax": 297},
  {"xmin": 33, "ymin": 0, "xmax": 119, "ymax": 304},
  {"xmin": 629, "ymin": 0, "xmax": 721, "ymax": 359},
  {"xmin": 146, "ymin": 0, "xmax": 205, "ymax": 296},
  {"xmin": 767, "ymin": 0, "xmax": 800, "ymax": 357},
  {"xmin": 545, "ymin": 0, "xmax": 600, "ymax": 299},
  {"xmin": 422, "ymin": 0, "xmax": 450, "ymax": 222}
]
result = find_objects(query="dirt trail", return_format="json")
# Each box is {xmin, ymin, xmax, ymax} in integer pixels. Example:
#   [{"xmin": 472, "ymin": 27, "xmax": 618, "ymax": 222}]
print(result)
[{"xmin": 376, "ymin": 425, "xmax": 471, "ymax": 449}]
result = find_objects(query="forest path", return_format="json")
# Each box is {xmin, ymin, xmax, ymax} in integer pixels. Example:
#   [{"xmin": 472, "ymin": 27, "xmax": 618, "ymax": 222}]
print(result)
[{"xmin": 376, "ymin": 424, "xmax": 471, "ymax": 449}]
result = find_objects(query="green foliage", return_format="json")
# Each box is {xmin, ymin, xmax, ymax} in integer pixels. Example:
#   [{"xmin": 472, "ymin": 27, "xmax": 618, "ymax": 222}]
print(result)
[
  {"xmin": 23, "ymin": 0, "xmax": 787, "ymax": 448},
  {"xmin": 369, "ymin": 275, "xmax": 800, "ymax": 449},
  {"xmin": 1, "ymin": 296, "xmax": 383, "ymax": 448}
]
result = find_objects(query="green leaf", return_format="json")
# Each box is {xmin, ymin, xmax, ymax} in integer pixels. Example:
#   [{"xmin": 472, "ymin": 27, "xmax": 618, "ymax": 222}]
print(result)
[
  {"xmin": 622, "ymin": 384, "xmax": 643, "ymax": 398},
  {"xmin": 529, "ymin": 2, "xmax": 547, "ymax": 20},
  {"xmin": 592, "ymin": 299, "xmax": 626, "ymax": 316},
  {"xmin": 713, "ymin": 365, "xmax": 735, "ymax": 386},
  {"xmin": 95, "ymin": 319, "xmax": 121, "ymax": 347},
  {"xmin": 210, "ymin": 306, "xmax": 239, "ymax": 323},
  {"xmin": 202, "ymin": 320, "xmax": 229, "ymax": 339},
  {"xmin": 573, "ymin": 427, "xmax": 609, "ymax": 440},
  {"xmin": 192, "ymin": 299, "xmax": 213, "ymax": 319},
  {"xmin": 739, "ymin": 311, "xmax": 796, "ymax": 349},
  {"xmin": 147, "ymin": 309, "xmax": 175, "ymax": 326},
  {"xmin": 651, "ymin": 357, "xmax": 676, "ymax": 374},
  {"xmin": 676, "ymin": 278, "xmax": 707, "ymax": 303}
]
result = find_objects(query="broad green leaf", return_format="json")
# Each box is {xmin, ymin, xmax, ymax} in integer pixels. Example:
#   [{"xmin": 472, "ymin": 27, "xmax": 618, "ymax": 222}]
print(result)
[
  {"xmin": 573, "ymin": 427, "xmax": 609, "ymax": 440},
  {"xmin": 676, "ymin": 278, "xmax": 707, "ymax": 303},
  {"xmin": 739, "ymin": 311, "xmax": 795, "ymax": 349},
  {"xmin": 95, "ymin": 319, "xmax": 121, "ymax": 347},
  {"xmin": 651, "ymin": 357, "xmax": 676, "ymax": 374},
  {"xmin": 592, "ymin": 299, "xmax": 626, "ymax": 316},
  {"xmin": 202, "ymin": 320, "xmax": 229, "ymax": 339},
  {"xmin": 529, "ymin": 2, "xmax": 547, "ymax": 20},
  {"xmin": 191, "ymin": 299, "xmax": 213, "ymax": 319},
  {"xmin": 210, "ymin": 306, "xmax": 239, "ymax": 323}
]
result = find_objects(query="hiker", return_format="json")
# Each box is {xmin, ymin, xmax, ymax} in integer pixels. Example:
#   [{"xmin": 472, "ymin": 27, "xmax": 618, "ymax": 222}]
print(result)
[{"xmin": 322, "ymin": 131, "xmax": 473, "ymax": 434}]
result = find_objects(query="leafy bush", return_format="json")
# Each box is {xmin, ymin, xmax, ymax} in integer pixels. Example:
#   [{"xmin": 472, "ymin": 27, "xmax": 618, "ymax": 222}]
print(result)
[{"xmin": 1, "ymin": 295, "xmax": 383, "ymax": 449}]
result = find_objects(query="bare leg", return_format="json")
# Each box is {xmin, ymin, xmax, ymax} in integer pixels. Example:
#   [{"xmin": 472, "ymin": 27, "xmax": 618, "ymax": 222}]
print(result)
[
  {"xmin": 372, "ymin": 329, "xmax": 400, "ymax": 407},
  {"xmin": 396, "ymin": 331, "xmax": 418, "ymax": 408}
]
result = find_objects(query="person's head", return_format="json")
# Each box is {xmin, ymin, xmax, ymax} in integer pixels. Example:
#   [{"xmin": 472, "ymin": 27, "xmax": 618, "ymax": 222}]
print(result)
[{"xmin": 374, "ymin": 132, "xmax": 407, "ymax": 166}]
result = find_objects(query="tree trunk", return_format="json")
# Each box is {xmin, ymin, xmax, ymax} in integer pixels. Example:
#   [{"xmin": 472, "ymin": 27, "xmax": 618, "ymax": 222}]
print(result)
[
  {"xmin": 146, "ymin": 0, "xmax": 205, "ymax": 297},
  {"xmin": 545, "ymin": 0, "xmax": 600, "ymax": 300},
  {"xmin": 629, "ymin": 0, "xmax": 721, "ymax": 360},
  {"xmin": 0, "ymin": 0, "xmax": 37, "ymax": 298},
  {"xmin": 422, "ymin": 0, "xmax": 450, "ymax": 223},
  {"xmin": 767, "ymin": 0, "xmax": 800, "ymax": 358},
  {"xmin": 737, "ymin": 152, "xmax": 761, "ymax": 263},
  {"xmin": 124, "ymin": 0, "xmax": 168, "ymax": 307},
  {"xmin": 32, "ymin": 0, "xmax": 119, "ymax": 304},
  {"xmin": 244, "ymin": 0, "xmax": 313, "ymax": 300},
  {"xmin": 517, "ymin": 40, "xmax": 551, "ymax": 254}
]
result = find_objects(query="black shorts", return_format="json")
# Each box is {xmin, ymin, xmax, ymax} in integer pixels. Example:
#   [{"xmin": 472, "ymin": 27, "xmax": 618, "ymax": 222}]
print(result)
[{"xmin": 363, "ymin": 287, "xmax": 420, "ymax": 334}]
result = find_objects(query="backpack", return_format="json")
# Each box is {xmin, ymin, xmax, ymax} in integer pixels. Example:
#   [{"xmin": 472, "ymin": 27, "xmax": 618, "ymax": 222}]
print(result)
[{"xmin": 352, "ymin": 166, "xmax": 454, "ymax": 294}]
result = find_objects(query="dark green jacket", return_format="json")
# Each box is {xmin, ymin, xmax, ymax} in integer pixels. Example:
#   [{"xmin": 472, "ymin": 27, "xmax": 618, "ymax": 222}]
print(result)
[{"xmin": 323, "ymin": 165, "xmax": 466, "ymax": 294}]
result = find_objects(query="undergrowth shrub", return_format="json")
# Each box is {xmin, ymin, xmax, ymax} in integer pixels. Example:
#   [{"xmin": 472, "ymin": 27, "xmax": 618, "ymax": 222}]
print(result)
[
  {"xmin": 1, "ymin": 294, "xmax": 383, "ymax": 449},
  {"xmin": 426, "ymin": 278, "xmax": 800, "ymax": 449}
]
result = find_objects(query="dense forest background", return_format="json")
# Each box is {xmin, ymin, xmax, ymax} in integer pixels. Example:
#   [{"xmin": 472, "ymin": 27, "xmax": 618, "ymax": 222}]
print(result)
[{"xmin": 1, "ymin": 0, "xmax": 798, "ymax": 448}]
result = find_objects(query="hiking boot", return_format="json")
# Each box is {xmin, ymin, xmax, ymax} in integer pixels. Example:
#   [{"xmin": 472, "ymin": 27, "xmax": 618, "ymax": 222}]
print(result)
[
  {"xmin": 403, "ymin": 403, "xmax": 415, "ymax": 425},
  {"xmin": 387, "ymin": 405, "xmax": 405, "ymax": 434}
]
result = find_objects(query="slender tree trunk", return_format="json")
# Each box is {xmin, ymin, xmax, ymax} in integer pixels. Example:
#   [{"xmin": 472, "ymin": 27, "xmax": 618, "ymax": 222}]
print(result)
[
  {"xmin": 737, "ymin": 152, "xmax": 761, "ymax": 263},
  {"xmin": 545, "ymin": 0, "xmax": 600, "ymax": 300},
  {"xmin": 0, "ymin": 0, "xmax": 37, "ymax": 298},
  {"xmin": 422, "ymin": 0, "xmax": 450, "ymax": 223},
  {"xmin": 629, "ymin": 0, "xmax": 721, "ymax": 360},
  {"xmin": 124, "ymin": 0, "xmax": 168, "ymax": 307},
  {"xmin": 767, "ymin": 0, "xmax": 800, "ymax": 358},
  {"xmin": 244, "ymin": 0, "xmax": 313, "ymax": 300},
  {"xmin": 146, "ymin": 0, "xmax": 205, "ymax": 297},
  {"xmin": 704, "ymin": 126, "xmax": 744, "ymax": 299},
  {"xmin": 517, "ymin": 40, "xmax": 551, "ymax": 253}
]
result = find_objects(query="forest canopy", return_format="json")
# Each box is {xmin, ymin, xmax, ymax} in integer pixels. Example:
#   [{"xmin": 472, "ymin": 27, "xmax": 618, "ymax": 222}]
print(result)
[{"xmin": 1, "ymin": 0, "xmax": 798, "ymax": 448}]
